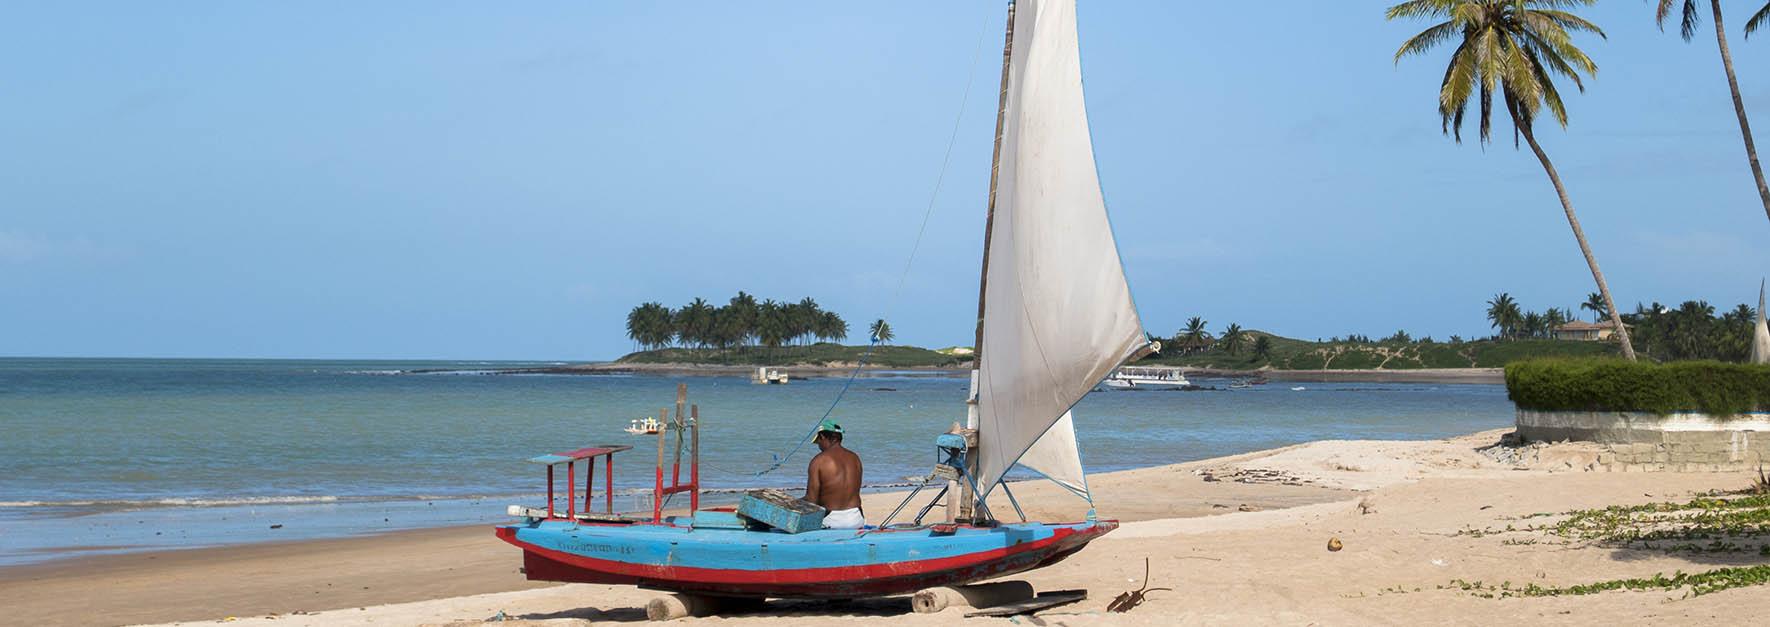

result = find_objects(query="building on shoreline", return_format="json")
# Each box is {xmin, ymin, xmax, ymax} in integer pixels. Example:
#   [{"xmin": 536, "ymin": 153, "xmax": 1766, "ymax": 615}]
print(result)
[{"xmin": 1552, "ymin": 320, "xmax": 1627, "ymax": 342}]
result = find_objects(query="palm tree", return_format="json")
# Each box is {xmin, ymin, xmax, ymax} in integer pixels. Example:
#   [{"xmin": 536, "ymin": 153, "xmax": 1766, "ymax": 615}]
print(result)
[
  {"xmin": 1580, "ymin": 292, "xmax": 1609, "ymax": 322},
  {"xmin": 675, "ymin": 298, "xmax": 715, "ymax": 351},
  {"xmin": 1389, "ymin": 0, "xmax": 1638, "ymax": 361},
  {"xmin": 1253, "ymin": 335, "xmax": 1274, "ymax": 361},
  {"xmin": 792, "ymin": 297, "xmax": 823, "ymax": 346},
  {"xmin": 1726, "ymin": 302, "xmax": 1756, "ymax": 325},
  {"xmin": 1486, "ymin": 293, "xmax": 1522, "ymax": 339},
  {"xmin": 756, "ymin": 300, "xmax": 789, "ymax": 351},
  {"xmin": 869, "ymin": 319, "xmax": 894, "ymax": 344},
  {"xmin": 710, "ymin": 305, "xmax": 745, "ymax": 351},
  {"xmin": 1522, "ymin": 311, "xmax": 1545, "ymax": 339},
  {"xmin": 727, "ymin": 292, "xmax": 759, "ymax": 349},
  {"xmin": 1661, "ymin": 1, "xmax": 1770, "ymax": 227},
  {"xmin": 814, "ymin": 311, "xmax": 849, "ymax": 343},
  {"xmin": 1751, "ymin": 2, "xmax": 1770, "ymax": 36},
  {"xmin": 625, "ymin": 302, "xmax": 674, "ymax": 350},
  {"xmin": 1220, "ymin": 323, "xmax": 1247, "ymax": 355},
  {"xmin": 1176, "ymin": 316, "xmax": 1210, "ymax": 354},
  {"xmin": 625, "ymin": 305, "xmax": 647, "ymax": 351},
  {"xmin": 1543, "ymin": 307, "xmax": 1569, "ymax": 337}
]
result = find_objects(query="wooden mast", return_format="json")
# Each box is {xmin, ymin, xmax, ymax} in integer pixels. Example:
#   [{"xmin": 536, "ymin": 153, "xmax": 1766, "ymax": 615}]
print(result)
[{"xmin": 960, "ymin": 0, "xmax": 1017, "ymax": 522}]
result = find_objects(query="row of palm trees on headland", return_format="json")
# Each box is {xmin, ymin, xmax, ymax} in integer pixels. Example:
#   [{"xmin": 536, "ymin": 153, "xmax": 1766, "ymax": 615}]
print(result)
[
  {"xmin": 1168, "ymin": 317, "xmax": 1272, "ymax": 358},
  {"xmin": 1387, "ymin": 0, "xmax": 1770, "ymax": 363},
  {"xmin": 626, "ymin": 292, "xmax": 872, "ymax": 352},
  {"xmin": 1487, "ymin": 291, "xmax": 1761, "ymax": 360},
  {"xmin": 1485, "ymin": 292, "xmax": 1584, "ymax": 340}
]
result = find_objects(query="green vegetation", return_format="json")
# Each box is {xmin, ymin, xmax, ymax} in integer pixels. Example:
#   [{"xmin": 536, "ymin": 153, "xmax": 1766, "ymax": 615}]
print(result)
[
  {"xmin": 1505, "ymin": 358, "xmax": 1770, "ymax": 415},
  {"xmin": 1552, "ymin": 493, "xmax": 1770, "ymax": 547},
  {"xmin": 1483, "ymin": 292, "xmax": 1576, "ymax": 340},
  {"xmin": 1446, "ymin": 566, "xmax": 1770, "ymax": 598},
  {"xmin": 1137, "ymin": 330, "xmax": 1614, "ymax": 371},
  {"xmin": 869, "ymin": 319, "xmax": 894, "ymax": 344},
  {"xmin": 619, "ymin": 343, "xmax": 964, "ymax": 368},
  {"xmin": 1387, "ymin": 0, "xmax": 1640, "ymax": 360},
  {"xmin": 1434, "ymin": 493, "xmax": 1770, "ymax": 599},
  {"xmin": 1626, "ymin": 299, "xmax": 1765, "ymax": 362},
  {"xmin": 626, "ymin": 292, "xmax": 849, "ymax": 352}
]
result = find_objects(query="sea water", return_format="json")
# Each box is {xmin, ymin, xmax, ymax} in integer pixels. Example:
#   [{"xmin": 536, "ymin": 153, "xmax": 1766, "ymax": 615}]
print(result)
[{"xmin": 0, "ymin": 358, "xmax": 1513, "ymax": 566}]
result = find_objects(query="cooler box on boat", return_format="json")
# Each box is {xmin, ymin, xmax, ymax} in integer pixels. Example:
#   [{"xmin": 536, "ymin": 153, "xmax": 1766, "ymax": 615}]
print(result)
[{"xmin": 736, "ymin": 489, "xmax": 826, "ymax": 533}]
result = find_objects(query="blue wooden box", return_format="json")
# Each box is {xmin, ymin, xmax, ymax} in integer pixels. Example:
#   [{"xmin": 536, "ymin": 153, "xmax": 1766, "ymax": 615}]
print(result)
[
  {"xmin": 689, "ymin": 510, "xmax": 750, "ymax": 530},
  {"xmin": 736, "ymin": 489, "xmax": 826, "ymax": 534}
]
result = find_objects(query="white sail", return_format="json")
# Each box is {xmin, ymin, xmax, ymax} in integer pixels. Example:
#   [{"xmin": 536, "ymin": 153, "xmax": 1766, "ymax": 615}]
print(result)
[
  {"xmin": 974, "ymin": 0, "xmax": 1148, "ymax": 500},
  {"xmin": 1753, "ymin": 279, "xmax": 1769, "ymax": 365},
  {"xmin": 1016, "ymin": 410, "xmax": 1088, "ymax": 498}
]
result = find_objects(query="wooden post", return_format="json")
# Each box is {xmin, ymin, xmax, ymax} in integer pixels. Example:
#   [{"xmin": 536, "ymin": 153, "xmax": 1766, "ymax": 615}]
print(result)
[
  {"xmin": 585, "ymin": 456, "xmax": 595, "ymax": 514},
  {"xmin": 673, "ymin": 384, "xmax": 687, "ymax": 488},
  {"xmin": 546, "ymin": 464, "xmax": 555, "ymax": 519},
  {"xmin": 690, "ymin": 404, "xmax": 700, "ymax": 512},
  {"xmin": 605, "ymin": 451, "xmax": 616, "ymax": 514},
  {"xmin": 567, "ymin": 459, "xmax": 576, "ymax": 520},
  {"xmin": 654, "ymin": 407, "xmax": 668, "ymax": 522}
]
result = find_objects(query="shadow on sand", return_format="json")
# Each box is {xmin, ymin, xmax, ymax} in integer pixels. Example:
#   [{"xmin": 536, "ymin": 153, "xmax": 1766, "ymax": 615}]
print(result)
[{"xmin": 517, "ymin": 596, "xmax": 916, "ymax": 623}]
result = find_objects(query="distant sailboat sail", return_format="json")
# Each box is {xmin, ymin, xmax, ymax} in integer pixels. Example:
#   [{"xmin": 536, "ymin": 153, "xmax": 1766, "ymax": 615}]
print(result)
[
  {"xmin": 1753, "ymin": 279, "xmax": 1769, "ymax": 365},
  {"xmin": 973, "ymin": 0, "xmax": 1150, "ymax": 500}
]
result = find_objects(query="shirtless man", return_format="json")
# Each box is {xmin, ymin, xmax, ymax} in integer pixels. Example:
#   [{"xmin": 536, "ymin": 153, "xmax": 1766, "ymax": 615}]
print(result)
[{"xmin": 805, "ymin": 419, "xmax": 864, "ymax": 529}]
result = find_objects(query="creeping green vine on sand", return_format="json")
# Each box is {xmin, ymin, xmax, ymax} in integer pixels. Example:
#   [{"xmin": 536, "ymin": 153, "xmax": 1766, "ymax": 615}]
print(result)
[
  {"xmin": 1552, "ymin": 493, "xmax": 1770, "ymax": 549},
  {"xmin": 1447, "ymin": 565, "xmax": 1770, "ymax": 599}
]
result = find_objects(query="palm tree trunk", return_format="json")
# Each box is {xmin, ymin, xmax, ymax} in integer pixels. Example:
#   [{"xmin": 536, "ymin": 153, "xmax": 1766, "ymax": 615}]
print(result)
[
  {"xmin": 1710, "ymin": 0, "xmax": 1770, "ymax": 226},
  {"xmin": 1514, "ymin": 114, "xmax": 1639, "ymax": 361}
]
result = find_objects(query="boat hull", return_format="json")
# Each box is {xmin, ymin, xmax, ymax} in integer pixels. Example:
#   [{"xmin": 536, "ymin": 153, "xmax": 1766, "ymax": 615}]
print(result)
[
  {"xmin": 1101, "ymin": 379, "xmax": 1188, "ymax": 390},
  {"xmin": 496, "ymin": 518, "xmax": 1115, "ymax": 599}
]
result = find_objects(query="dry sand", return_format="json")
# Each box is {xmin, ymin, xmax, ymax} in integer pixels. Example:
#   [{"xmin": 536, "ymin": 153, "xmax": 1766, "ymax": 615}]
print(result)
[{"xmin": 6, "ymin": 429, "xmax": 1767, "ymax": 626}]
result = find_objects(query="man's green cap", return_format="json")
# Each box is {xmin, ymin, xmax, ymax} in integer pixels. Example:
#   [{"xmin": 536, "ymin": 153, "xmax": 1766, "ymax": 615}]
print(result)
[{"xmin": 818, "ymin": 419, "xmax": 843, "ymax": 434}]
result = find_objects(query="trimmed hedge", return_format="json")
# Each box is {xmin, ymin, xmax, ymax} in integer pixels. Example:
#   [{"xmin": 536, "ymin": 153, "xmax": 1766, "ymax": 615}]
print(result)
[{"xmin": 1505, "ymin": 358, "xmax": 1770, "ymax": 416}]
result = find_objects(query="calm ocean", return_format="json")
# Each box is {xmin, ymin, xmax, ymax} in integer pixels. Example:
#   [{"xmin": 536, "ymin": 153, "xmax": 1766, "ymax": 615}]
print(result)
[{"xmin": 0, "ymin": 358, "xmax": 1513, "ymax": 566}]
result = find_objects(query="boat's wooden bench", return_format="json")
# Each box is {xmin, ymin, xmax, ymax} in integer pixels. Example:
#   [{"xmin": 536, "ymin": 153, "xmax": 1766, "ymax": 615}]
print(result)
[{"xmin": 528, "ymin": 445, "xmax": 632, "ymax": 520}]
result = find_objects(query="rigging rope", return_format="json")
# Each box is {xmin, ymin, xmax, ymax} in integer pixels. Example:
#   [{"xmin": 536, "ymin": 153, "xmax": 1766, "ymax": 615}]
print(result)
[{"xmin": 743, "ymin": 5, "xmax": 998, "ymax": 478}]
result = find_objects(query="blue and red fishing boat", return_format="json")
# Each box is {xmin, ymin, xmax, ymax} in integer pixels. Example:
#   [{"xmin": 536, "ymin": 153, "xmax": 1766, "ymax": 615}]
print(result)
[
  {"xmin": 497, "ymin": 517, "xmax": 1116, "ymax": 599},
  {"xmin": 499, "ymin": 0, "xmax": 1158, "ymax": 599}
]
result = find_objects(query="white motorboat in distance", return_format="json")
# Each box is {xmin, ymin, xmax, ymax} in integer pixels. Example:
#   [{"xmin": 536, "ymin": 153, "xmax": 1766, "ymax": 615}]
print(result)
[{"xmin": 1100, "ymin": 367, "xmax": 1190, "ymax": 390}]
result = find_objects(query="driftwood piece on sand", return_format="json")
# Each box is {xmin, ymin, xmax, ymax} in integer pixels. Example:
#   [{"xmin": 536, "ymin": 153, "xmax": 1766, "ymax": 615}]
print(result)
[{"xmin": 910, "ymin": 580, "xmax": 1035, "ymax": 613}]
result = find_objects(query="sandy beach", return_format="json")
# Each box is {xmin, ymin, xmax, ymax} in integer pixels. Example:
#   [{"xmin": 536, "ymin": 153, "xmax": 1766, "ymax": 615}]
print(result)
[{"xmin": 4, "ymin": 428, "xmax": 1766, "ymax": 626}]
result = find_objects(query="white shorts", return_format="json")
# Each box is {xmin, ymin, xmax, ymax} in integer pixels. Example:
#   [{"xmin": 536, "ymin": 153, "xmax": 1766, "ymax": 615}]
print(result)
[{"xmin": 823, "ymin": 507, "xmax": 864, "ymax": 529}]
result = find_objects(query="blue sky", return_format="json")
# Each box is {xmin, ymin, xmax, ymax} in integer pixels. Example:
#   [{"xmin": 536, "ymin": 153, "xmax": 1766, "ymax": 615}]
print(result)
[{"xmin": 4, "ymin": 1, "xmax": 1769, "ymax": 360}]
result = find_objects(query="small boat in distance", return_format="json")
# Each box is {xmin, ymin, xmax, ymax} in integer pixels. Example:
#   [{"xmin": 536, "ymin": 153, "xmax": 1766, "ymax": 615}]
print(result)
[
  {"xmin": 624, "ymin": 416, "xmax": 662, "ymax": 435},
  {"xmin": 1101, "ymin": 367, "xmax": 1190, "ymax": 390},
  {"xmin": 753, "ymin": 367, "xmax": 790, "ymax": 385}
]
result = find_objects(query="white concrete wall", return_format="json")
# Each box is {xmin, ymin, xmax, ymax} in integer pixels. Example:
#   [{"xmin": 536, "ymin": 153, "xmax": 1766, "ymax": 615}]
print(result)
[{"xmin": 1515, "ymin": 409, "xmax": 1769, "ymax": 470}]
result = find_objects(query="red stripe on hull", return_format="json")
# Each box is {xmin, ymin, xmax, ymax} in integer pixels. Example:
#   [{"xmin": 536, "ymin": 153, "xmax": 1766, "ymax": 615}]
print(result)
[{"xmin": 496, "ymin": 523, "xmax": 1113, "ymax": 599}]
